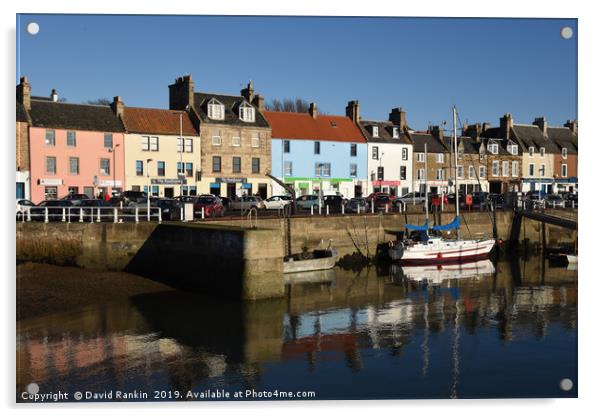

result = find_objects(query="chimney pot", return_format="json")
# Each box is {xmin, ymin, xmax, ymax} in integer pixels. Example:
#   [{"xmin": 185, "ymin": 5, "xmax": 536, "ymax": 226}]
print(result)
[
  {"xmin": 169, "ymin": 74, "xmax": 195, "ymax": 110},
  {"xmin": 388, "ymin": 107, "xmax": 407, "ymax": 129},
  {"xmin": 111, "ymin": 95, "xmax": 124, "ymax": 118}
]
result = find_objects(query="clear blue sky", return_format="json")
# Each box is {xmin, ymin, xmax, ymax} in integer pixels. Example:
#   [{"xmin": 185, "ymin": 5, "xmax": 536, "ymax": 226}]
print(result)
[{"xmin": 17, "ymin": 14, "xmax": 577, "ymax": 131}]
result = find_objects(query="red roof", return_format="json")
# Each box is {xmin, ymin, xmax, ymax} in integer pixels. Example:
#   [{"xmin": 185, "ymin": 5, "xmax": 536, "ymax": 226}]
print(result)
[
  {"xmin": 264, "ymin": 111, "xmax": 366, "ymax": 143},
  {"xmin": 122, "ymin": 107, "xmax": 197, "ymax": 136}
]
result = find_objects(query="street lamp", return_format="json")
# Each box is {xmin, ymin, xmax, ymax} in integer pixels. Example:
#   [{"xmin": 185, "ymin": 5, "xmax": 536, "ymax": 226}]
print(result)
[{"xmin": 147, "ymin": 158, "xmax": 153, "ymax": 221}]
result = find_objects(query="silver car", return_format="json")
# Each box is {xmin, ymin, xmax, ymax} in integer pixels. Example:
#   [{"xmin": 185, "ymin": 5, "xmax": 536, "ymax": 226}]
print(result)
[{"xmin": 230, "ymin": 195, "xmax": 264, "ymax": 211}]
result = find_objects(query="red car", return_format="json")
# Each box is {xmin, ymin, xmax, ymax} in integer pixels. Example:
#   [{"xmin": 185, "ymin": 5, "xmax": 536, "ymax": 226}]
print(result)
[
  {"xmin": 431, "ymin": 194, "xmax": 449, "ymax": 207},
  {"xmin": 193, "ymin": 195, "xmax": 224, "ymax": 218},
  {"xmin": 366, "ymin": 192, "xmax": 396, "ymax": 202}
]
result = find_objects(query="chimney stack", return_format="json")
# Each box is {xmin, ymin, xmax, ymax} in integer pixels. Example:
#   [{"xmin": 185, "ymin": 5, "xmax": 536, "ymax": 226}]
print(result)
[
  {"xmin": 388, "ymin": 107, "xmax": 407, "ymax": 129},
  {"xmin": 241, "ymin": 80, "xmax": 254, "ymax": 102},
  {"xmin": 252, "ymin": 94, "xmax": 264, "ymax": 112},
  {"xmin": 564, "ymin": 119, "xmax": 578, "ymax": 134},
  {"xmin": 169, "ymin": 74, "xmax": 194, "ymax": 111},
  {"xmin": 345, "ymin": 100, "xmax": 360, "ymax": 124},
  {"xmin": 499, "ymin": 113, "xmax": 513, "ymax": 140},
  {"xmin": 533, "ymin": 116, "xmax": 548, "ymax": 137},
  {"xmin": 111, "ymin": 96, "xmax": 124, "ymax": 118},
  {"xmin": 309, "ymin": 102, "xmax": 318, "ymax": 119},
  {"xmin": 430, "ymin": 125, "xmax": 444, "ymax": 142},
  {"xmin": 16, "ymin": 76, "xmax": 31, "ymax": 110}
]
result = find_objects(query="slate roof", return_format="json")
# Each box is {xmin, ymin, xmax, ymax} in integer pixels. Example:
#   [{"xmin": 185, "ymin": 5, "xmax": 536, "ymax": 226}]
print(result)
[
  {"xmin": 28, "ymin": 99, "xmax": 125, "ymax": 132},
  {"xmin": 193, "ymin": 93, "xmax": 270, "ymax": 128},
  {"xmin": 512, "ymin": 124, "xmax": 560, "ymax": 153},
  {"xmin": 122, "ymin": 107, "xmax": 198, "ymax": 135},
  {"xmin": 359, "ymin": 120, "xmax": 413, "ymax": 144},
  {"xmin": 409, "ymin": 132, "xmax": 449, "ymax": 153},
  {"xmin": 16, "ymin": 102, "xmax": 29, "ymax": 123},
  {"xmin": 547, "ymin": 127, "xmax": 578, "ymax": 154},
  {"xmin": 444, "ymin": 136, "xmax": 480, "ymax": 154},
  {"xmin": 264, "ymin": 111, "xmax": 366, "ymax": 143}
]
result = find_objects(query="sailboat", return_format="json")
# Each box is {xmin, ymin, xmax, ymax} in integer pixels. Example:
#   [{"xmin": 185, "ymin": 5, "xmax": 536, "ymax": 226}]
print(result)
[{"xmin": 388, "ymin": 106, "xmax": 496, "ymax": 264}]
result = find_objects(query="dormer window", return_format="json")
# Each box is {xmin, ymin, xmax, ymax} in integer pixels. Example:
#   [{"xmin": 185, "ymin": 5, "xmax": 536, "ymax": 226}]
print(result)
[
  {"xmin": 372, "ymin": 126, "xmax": 379, "ymax": 137},
  {"xmin": 540, "ymin": 148, "xmax": 545, "ymax": 157},
  {"xmin": 392, "ymin": 127, "xmax": 399, "ymax": 138},
  {"xmin": 207, "ymin": 98, "xmax": 225, "ymax": 120},
  {"xmin": 507, "ymin": 144, "xmax": 518, "ymax": 155},
  {"xmin": 239, "ymin": 102, "xmax": 255, "ymax": 123},
  {"xmin": 529, "ymin": 146, "xmax": 534, "ymax": 157},
  {"xmin": 487, "ymin": 142, "xmax": 499, "ymax": 155},
  {"xmin": 458, "ymin": 148, "xmax": 464, "ymax": 159},
  {"xmin": 562, "ymin": 148, "xmax": 568, "ymax": 159}
]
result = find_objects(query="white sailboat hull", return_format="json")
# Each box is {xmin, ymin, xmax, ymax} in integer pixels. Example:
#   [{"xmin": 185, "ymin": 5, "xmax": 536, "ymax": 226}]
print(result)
[{"xmin": 389, "ymin": 237, "xmax": 496, "ymax": 264}]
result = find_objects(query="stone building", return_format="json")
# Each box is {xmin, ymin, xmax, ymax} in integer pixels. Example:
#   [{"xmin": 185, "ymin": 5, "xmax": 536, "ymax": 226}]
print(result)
[
  {"xmin": 464, "ymin": 121, "xmax": 522, "ymax": 193},
  {"xmin": 16, "ymin": 77, "xmax": 31, "ymax": 199},
  {"xmin": 444, "ymin": 135, "xmax": 487, "ymax": 194},
  {"xmin": 406, "ymin": 127, "xmax": 451, "ymax": 194},
  {"xmin": 547, "ymin": 120, "xmax": 578, "ymax": 193},
  {"xmin": 168, "ymin": 75, "xmax": 272, "ymax": 199},
  {"xmin": 358, "ymin": 107, "xmax": 414, "ymax": 197}
]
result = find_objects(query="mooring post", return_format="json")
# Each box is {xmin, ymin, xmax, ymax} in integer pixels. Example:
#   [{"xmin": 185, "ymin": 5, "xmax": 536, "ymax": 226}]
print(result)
[
  {"xmin": 61, "ymin": 208, "xmax": 66, "ymax": 222},
  {"xmin": 310, "ymin": 205, "xmax": 314, "ymax": 216},
  {"xmin": 27, "ymin": 207, "xmax": 31, "ymax": 222},
  {"xmin": 79, "ymin": 208, "xmax": 83, "ymax": 223},
  {"xmin": 342, "ymin": 204, "xmax": 345, "ymax": 215},
  {"xmin": 357, "ymin": 205, "xmax": 360, "ymax": 215},
  {"xmin": 326, "ymin": 205, "xmax": 329, "ymax": 216},
  {"xmin": 113, "ymin": 207, "xmax": 118, "ymax": 223},
  {"xmin": 371, "ymin": 200, "xmax": 374, "ymax": 214},
  {"xmin": 385, "ymin": 203, "xmax": 388, "ymax": 214},
  {"xmin": 44, "ymin": 207, "xmax": 49, "ymax": 223},
  {"xmin": 135, "ymin": 207, "xmax": 139, "ymax": 223},
  {"xmin": 97, "ymin": 207, "xmax": 101, "ymax": 222}
]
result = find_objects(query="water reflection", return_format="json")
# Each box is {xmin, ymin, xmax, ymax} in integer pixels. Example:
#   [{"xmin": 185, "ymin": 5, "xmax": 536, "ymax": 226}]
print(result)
[{"xmin": 17, "ymin": 257, "xmax": 577, "ymax": 400}]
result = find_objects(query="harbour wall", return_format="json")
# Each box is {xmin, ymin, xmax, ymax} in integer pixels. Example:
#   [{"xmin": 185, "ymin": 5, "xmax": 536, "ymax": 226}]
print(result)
[{"xmin": 16, "ymin": 210, "xmax": 576, "ymax": 299}]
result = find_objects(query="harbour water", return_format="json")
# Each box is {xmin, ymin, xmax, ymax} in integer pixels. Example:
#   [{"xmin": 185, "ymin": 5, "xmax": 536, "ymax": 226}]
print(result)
[{"xmin": 16, "ymin": 256, "xmax": 577, "ymax": 401}]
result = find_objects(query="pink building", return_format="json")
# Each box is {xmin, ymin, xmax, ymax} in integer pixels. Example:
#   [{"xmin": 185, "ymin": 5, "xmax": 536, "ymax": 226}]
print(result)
[{"xmin": 18, "ymin": 78, "xmax": 125, "ymax": 203}]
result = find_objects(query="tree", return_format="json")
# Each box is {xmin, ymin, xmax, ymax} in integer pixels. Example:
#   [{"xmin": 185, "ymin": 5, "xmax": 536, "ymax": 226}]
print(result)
[
  {"xmin": 264, "ymin": 97, "xmax": 310, "ymax": 113},
  {"xmin": 85, "ymin": 98, "xmax": 111, "ymax": 105}
]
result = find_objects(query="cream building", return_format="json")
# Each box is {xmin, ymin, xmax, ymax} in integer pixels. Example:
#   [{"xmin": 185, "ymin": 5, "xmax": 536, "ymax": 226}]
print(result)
[{"xmin": 116, "ymin": 100, "xmax": 201, "ymax": 197}]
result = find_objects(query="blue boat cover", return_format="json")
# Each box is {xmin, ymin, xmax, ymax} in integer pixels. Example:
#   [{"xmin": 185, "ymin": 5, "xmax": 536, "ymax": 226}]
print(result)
[
  {"xmin": 432, "ymin": 216, "xmax": 461, "ymax": 231},
  {"xmin": 405, "ymin": 219, "xmax": 429, "ymax": 231}
]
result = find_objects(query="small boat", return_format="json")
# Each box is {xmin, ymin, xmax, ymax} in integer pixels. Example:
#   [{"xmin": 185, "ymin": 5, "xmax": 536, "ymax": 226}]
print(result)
[{"xmin": 283, "ymin": 241, "xmax": 337, "ymax": 274}]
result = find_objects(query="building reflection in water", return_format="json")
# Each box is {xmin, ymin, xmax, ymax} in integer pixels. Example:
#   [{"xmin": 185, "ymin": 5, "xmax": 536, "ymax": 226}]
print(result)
[{"xmin": 17, "ymin": 256, "xmax": 577, "ymax": 400}]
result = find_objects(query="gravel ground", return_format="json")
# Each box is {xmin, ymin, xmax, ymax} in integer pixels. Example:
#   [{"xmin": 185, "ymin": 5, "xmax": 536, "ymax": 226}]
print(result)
[{"xmin": 16, "ymin": 262, "xmax": 174, "ymax": 321}]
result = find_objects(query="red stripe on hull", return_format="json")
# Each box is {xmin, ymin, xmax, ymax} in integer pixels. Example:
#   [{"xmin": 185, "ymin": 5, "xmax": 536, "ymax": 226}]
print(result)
[{"xmin": 399, "ymin": 252, "xmax": 492, "ymax": 265}]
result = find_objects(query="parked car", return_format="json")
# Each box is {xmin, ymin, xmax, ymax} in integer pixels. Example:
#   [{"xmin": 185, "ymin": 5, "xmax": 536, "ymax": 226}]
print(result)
[
  {"xmin": 345, "ymin": 197, "xmax": 368, "ymax": 213},
  {"xmin": 445, "ymin": 192, "xmax": 462, "ymax": 207},
  {"xmin": 487, "ymin": 193, "xmax": 505, "ymax": 209},
  {"xmin": 525, "ymin": 192, "xmax": 545, "ymax": 209},
  {"xmin": 61, "ymin": 193, "xmax": 91, "ymax": 206},
  {"xmin": 430, "ymin": 193, "xmax": 449, "ymax": 209},
  {"xmin": 153, "ymin": 198, "xmax": 183, "ymax": 221},
  {"xmin": 394, "ymin": 192, "xmax": 426, "ymax": 207},
  {"xmin": 70, "ymin": 199, "xmax": 111, "ymax": 221},
  {"xmin": 230, "ymin": 195, "xmax": 264, "ymax": 211},
  {"xmin": 263, "ymin": 195, "xmax": 293, "ymax": 210},
  {"xmin": 373, "ymin": 194, "xmax": 393, "ymax": 211},
  {"xmin": 295, "ymin": 194, "xmax": 322, "ymax": 211},
  {"xmin": 545, "ymin": 194, "xmax": 566, "ymax": 208},
  {"xmin": 219, "ymin": 196, "xmax": 232, "ymax": 210},
  {"xmin": 29, "ymin": 200, "xmax": 73, "ymax": 221},
  {"xmin": 563, "ymin": 192, "xmax": 578, "ymax": 206},
  {"xmin": 366, "ymin": 192, "xmax": 396, "ymax": 202},
  {"xmin": 323, "ymin": 195, "xmax": 345, "ymax": 212},
  {"xmin": 193, "ymin": 195, "xmax": 224, "ymax": 218},
  {"xmin": 16, "ymin": 198, "xmax": 35, "ymax": 219},
  {"xmin": 115, "ymin": 190, "xmax": 149, "ymax": 206}
]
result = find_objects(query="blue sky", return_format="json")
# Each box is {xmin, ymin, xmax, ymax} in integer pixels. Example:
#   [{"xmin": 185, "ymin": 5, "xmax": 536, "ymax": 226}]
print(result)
[{"xmin": 17, "ymin": 14, "xmax": 577, "ymax": 131}]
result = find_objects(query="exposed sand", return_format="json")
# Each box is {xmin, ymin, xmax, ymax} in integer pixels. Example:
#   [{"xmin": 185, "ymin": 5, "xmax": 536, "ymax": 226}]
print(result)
[{"xmin": 17, "ymin": 262, "xmax": 174, "ymax": 321}]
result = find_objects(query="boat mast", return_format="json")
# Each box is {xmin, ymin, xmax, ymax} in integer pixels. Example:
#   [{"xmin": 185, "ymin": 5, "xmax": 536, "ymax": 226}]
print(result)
[
  {"xmin": 453, "ymin": 106, "xmax": 460, "ymax": 240},
  {"xmin": 424, "ymin": 143, "xmax": 429, "ymax": 224}
]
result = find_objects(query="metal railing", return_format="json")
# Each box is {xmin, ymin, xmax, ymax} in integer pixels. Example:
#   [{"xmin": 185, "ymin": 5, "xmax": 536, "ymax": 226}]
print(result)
[{"xmin": 19, "ymin": 206, "xmax": 163, "ymax": 223}]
